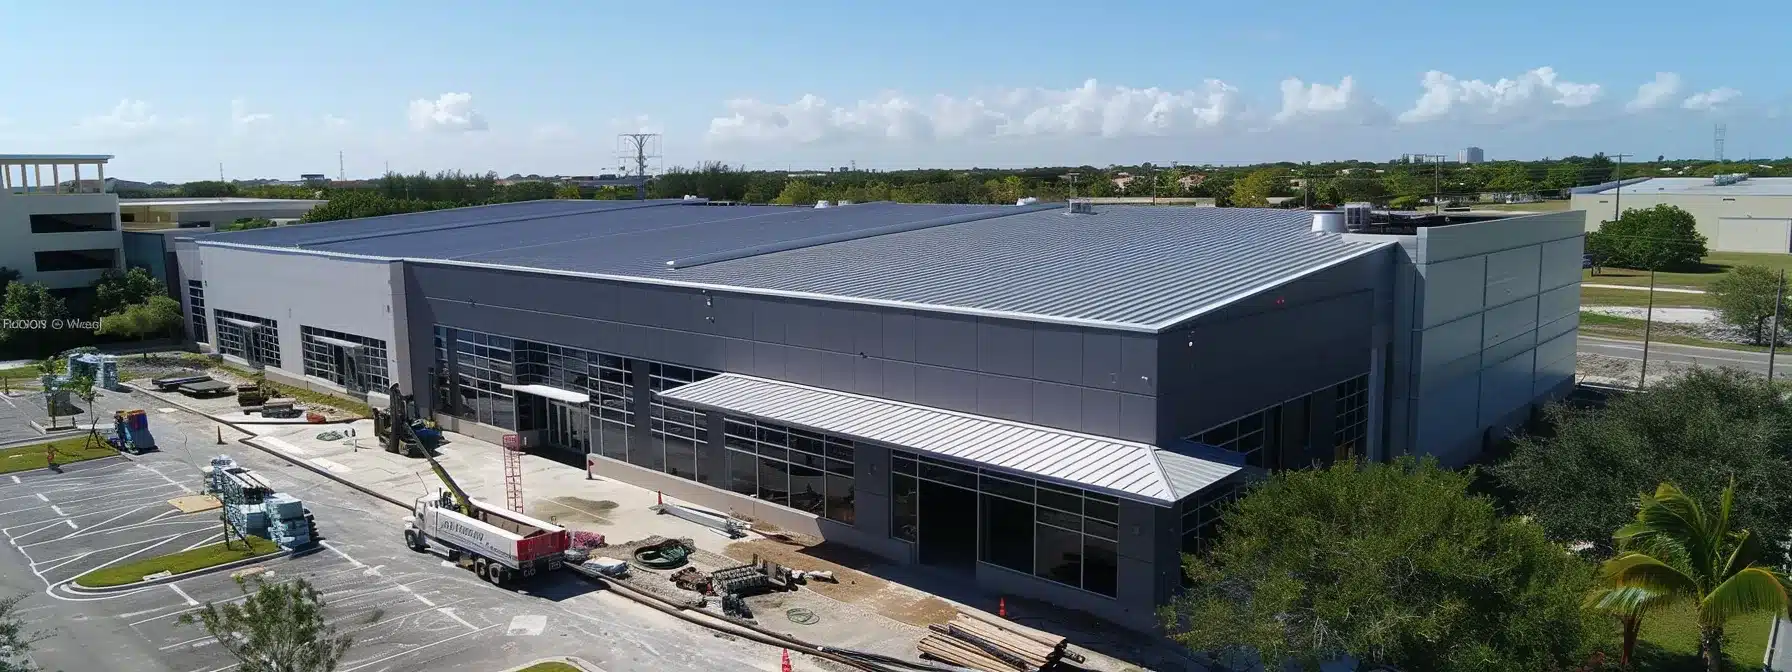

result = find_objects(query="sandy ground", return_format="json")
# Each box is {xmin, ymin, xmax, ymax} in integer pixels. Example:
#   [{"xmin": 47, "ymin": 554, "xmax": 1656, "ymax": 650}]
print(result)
[
  {"xmin": 1584, "ymin": 305, "xmax": 1719, "ymax": 325},
  {"xmin": 1575, "ymin": 352, "xmax": 1694, "ymax": 388},
  {"xmin": 723, "ymin": 539, "xmax": 958, "ymax": 628}
]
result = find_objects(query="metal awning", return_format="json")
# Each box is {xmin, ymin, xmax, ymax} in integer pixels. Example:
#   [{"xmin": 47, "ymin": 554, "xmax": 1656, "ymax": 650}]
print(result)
[
  {"xmin": 311, "ymin": 335, "xmax": 364, "ymax": 349},
  {"xmin": 658, "ymin": 373, "xmax": 1242, "ymax": 505},
  {"xmin": 501, "ymin": 383, "xmax": 589, "ymax": 405},
  {"xmin": 219, "ymin": 317, "xmax": 263, "ymax": 329}
]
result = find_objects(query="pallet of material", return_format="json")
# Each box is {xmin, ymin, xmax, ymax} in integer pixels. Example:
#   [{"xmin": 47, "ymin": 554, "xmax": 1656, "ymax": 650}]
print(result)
[{"xmin": 917, "ymin": 609, "xmax": 1085, "ymax": 672}]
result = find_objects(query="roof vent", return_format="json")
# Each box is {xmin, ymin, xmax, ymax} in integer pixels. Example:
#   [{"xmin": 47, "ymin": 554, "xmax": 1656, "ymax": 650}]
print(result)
[
  {"xmin": 1016, "ymin": 196, "xmax": 1040, "ymax": 206},
  {"xmin": 837, "ymin": 199, "xmax": 853, "ymax": 206},
  {"xmin": 1343, "ymin": 203, "xmax": 1373, "ymax": 232},
  {"xmin": 1067, "ymin": 199, "xmax": 1095, "ymax": 215},
  {"xmin": 682, "ymin": 194, "xmax": 701, "ymax": 200},
  {"xmin": 814, "ymin": 200, "xmax": 831, "ymax": 209},
  {"xmin": 1312, "ymin": 211, "xmax": 1345, "ymax": 233}
]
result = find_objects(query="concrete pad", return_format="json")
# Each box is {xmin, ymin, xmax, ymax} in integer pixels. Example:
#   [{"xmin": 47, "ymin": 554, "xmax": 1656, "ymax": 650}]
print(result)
[{"xmin": 168, "ymin": 495, "xmax": 221, "ymax": 514}]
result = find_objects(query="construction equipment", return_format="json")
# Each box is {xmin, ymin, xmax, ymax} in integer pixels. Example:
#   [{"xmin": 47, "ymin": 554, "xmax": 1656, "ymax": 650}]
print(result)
[
  {"xmin": 401, "ymin": 384, "xmax": 569, "ymax": 586},
  {"xmin": 236, "ymin": 382, "xmax": 272, "ymax": 407},
  {"xmin": 376, "ymin": 384, "xmax": 439, "ymax": 457},
  {"xmin": 150, "ymin": 373, "xmax": 212, "ymax": 391},
  {"xmin": 916, "ymin": 609, "xmax": 1085, "ymax": 672},
  {"xmin": 178, "ymin": 379, "xmax": 233, "ymax": 397},
  {"xmin": 106, "ymin": 410, "xmax": 158, "ymax": 454}
]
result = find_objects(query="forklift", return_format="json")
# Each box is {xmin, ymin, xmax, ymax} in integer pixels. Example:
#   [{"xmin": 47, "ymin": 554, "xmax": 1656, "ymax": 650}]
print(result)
[{"xmin": 372, "ymin": 384, "xmax": 442, "ymax": 457}]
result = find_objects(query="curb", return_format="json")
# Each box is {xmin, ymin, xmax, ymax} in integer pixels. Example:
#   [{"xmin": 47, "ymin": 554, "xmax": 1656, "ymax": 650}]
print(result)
[{"xmin": 63, "ymin": 548, "xmax": 290, "ymax": 594}]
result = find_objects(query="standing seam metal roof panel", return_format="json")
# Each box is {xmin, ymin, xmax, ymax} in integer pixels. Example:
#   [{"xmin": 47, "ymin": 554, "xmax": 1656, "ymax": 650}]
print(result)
[{"xmin": 657, "ymin": 373, "xmax": 1243, "ymax": 504}]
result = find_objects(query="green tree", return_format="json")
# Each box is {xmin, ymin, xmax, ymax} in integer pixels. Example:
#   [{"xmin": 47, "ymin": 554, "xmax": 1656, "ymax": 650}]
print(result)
[
  {"xmin": 553, "ymin": 184, "xmax": 583, "ymax": 199},
  {"xmin": 0, "ymin": 594, "xmax": 53, "ymax": 672},
  {"xmin": 0, "ymin": 267, "xmax": 18, "ymax": 296},
  {"xmin": 66, "ymin": 373, "xmax": 100, "ymax": 449},
  {"xmin": 179, "ymin": 576, "xmax": 373, "ymax": 672},
  {"xmin": 772, "ymin": 180, "xmax": 820, "ymax": 205},
  {"xmin": 34, "ymin": 356, "xmax": 63, "ymax": 430},
  {"xmin": 0, "ymin": 282, "xmax": 72, "ymax": 358},
  {"xmin": 1544, "ymin": 161, "xmax": 1585, "ymax": 191},
  {"xmin": 218, "ymin": 217, "xmax": 275, "ymax": 232},
  {"xmin": 1602, "ymin": 482, "xmax": 1792, "ymax": 672},
  {"xmin": 1483, "ymin": 162, "xmax": 1537, "ymax": 192},
  {"xmin": 1161, "ymin": 458, "xmax": 1605, "ymax": 672},
  {"xmin": 1496, "ymin": 368, "xmax": 1792, "ymax": 562},
  {"xmin": 1229, "ymin": 169, "xmax": 1284, "ymax": 207},
  {"xmin": 1585, "ymin": 204, "xmax": 1708, "ymax": 271},
  {"xmin": 1710, "ymin": 265, "xmax": 1788, "ymax": 345},
  {"xmin": 99, "ymin": 295, "xmax": 184, "ymax": 345},
  {"xmin": 178, "ymin": 181, "xmax": 238, "ymax": 198},
  {"xmin": 1586, "ymin": 584, "xmax": 1667, "ymax": 669},
  {"xmin": 93, "ymin": 268, "xmax": 164, "ymax": 316},
  {"xmin": 498, "ymin": 180, "xmax": 557, "ymax": 202}
]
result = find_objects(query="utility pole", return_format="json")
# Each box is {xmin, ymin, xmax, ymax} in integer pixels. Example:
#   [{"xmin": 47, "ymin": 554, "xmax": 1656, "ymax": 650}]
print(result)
[
  {"xmin": 338, "ymin": 151, "xmax": 346, "ymax": 182},
  {"xmin": 1611, "ymin": 153, "xmax": 1633, "ymax": 223},
  {"xmin": 1065, "ymin": 172, "xmax": 1080, "ymax": 199},
  {"xmin": 1639, "ymin": 266, "xmax": 1657, "ymax": 389},
  {"xmin": 1771, "ymin": 269, "xmax": 1786, "ymax": 383},
  {"xmin": 616, "ymin": 133, "xmax": 661, "ymax": 200},
  {"xmin": 218, "ymin": 163, "xmax": 225, "ymax": 183}
]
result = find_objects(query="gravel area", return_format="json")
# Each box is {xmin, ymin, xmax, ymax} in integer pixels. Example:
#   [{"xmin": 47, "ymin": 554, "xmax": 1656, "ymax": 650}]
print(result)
[{"xmin": 1576, "ymin": 352, "xmax": 1693, "ymax": 388}]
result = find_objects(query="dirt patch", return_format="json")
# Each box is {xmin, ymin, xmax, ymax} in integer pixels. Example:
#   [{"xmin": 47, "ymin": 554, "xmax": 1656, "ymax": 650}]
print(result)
[
  {"xmin": 536, "ymin": 497, "xmax": 618, "ymax": 526},
  {"xmin": 724, "ymin": 539, "xmax": 957, "ymax": 628},
  {"xmin": 168, "ymin": 495, "xmax": 221, "ymax": 513}
]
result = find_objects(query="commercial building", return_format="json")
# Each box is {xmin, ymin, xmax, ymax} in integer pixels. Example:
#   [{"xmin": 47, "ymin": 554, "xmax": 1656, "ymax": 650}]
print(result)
[
  {"xmin": 1459, "ymin": 147, "xmax": 1486, "ymax": 164},
  {"xmin": 0, "ymin": 154, "xmax": 122, "ymax": 291},
  {"xmin": 177, "ymin": 199, "xmax": 1583, "ymax": 629},
  {"xmin": 1570, "ymin": 176, "xmax": 1792, "ymax": 253},
  {"xmin": 120, "ymin": 197, "xmax": 326, "ymax": 231}
]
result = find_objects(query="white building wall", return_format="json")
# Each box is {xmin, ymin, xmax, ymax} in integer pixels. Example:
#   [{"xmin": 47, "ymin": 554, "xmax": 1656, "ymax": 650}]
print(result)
[
  {"xmin": 197, "ymin": 245, "xmax": 401, "ymax": 402},
  {"xmin": 1570, "ymin": 191, "xmax": 1792, "ymax": 252},
  {"xmin": 0, "ymin": 192, "xmax": 122, "ymax": 289}
]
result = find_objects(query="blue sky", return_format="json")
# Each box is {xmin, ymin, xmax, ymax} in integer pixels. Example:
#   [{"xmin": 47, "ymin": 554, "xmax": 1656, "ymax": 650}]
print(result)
[{"xmin": 1, "ymin": 0, "xmax": 1785, "ymax": 181}]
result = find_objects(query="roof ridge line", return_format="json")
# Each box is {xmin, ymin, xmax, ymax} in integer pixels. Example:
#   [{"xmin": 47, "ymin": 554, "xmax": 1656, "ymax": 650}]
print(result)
[
  {"xmin": 663, "ymin": 203, "xmax": 1058, "ymax": 270},
  {"xmin": 293, "ymin": 200, "xmax": 684, "ymax": 248}
]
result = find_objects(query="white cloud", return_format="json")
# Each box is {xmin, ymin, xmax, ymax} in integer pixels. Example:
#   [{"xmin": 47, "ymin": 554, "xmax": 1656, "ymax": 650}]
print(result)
[
  {"xmin": 322, "ymin": 114, "xmax": 350, "ymax": 129},
  {"xmin": 1682, "ymin": 87, "xmax": 1741, "ymax": 111},
  {"xmin": 1398, "ymin": 67, "xmax": 1602, "ymax": 124},
  {"xmin": 706, "ymin": 79, "xmax": 1242, "ymax": 145},
  {"xmin": 77, "ymin": 99, "xmax": 160, "ymax": 139},
  {"xmin": 408, "ymin": 92, "xmax": 488, "ymax": 132},
  {"xmin": 611, "ymin": 114, "xmax": 663, "ymax": 135},
  {"xmin": 230, "ymin": 98, "xmax": 272, "ymax": 132},
  {"xmin": 1273, "ymin": 76, "xmax": 1385, "ymax": 125},
  {"xmin": 1626, "ymin": 72, "xmax": 1682, "ymax": 112}
]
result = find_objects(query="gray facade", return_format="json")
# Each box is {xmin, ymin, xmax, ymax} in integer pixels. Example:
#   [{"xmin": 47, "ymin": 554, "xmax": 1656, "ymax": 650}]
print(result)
[{"xmin": 185, "ymin": 201, "xmax": 1583, "ymax": 632}]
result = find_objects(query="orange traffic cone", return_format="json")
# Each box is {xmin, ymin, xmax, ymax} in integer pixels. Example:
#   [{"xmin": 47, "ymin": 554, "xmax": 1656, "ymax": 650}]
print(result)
[
  {"xmin": 998, "ymin": 597, "xmax": 1008, "ymax": 618},
  {"xmin": 781, "ymin": 649, "xmax": 792, "ymax": 672}
]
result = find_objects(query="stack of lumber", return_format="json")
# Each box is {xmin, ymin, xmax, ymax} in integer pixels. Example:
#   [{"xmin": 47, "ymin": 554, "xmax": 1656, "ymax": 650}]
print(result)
[{"xmin": 917, "ymin": 609, "xmax": 1085, "ymax": 671}]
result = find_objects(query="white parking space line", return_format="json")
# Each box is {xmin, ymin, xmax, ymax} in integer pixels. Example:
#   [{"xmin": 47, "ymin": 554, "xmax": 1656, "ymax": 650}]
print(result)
[
  {"xmin": 395, "ymin": 583, "xmax": 436, "ymax": 607},
  {"xmin": 63, "ymin": 520, "xmax": 75, "ymax": 530},
  {"xmin": 50, "ymin": 505, "xmax": 63, "ymax": 516},
  {"xmin": 10, "ymin": 476, "xmax": 18, "ymax": 484},
  {"xmin": 35, "ymin": 493, "xmax": 46, "ymax": 502},
  {"xmin": 5, "ymin": 518, "xmax": 67, "ymax": 541},
  {"xmin": 53, "ymin": 504, "xmax": 151, "ymax": 540},
  {"xmin": 179, "ymin": 533, "xmax": 223, "ymax": 552},
  {"xmin": 33, "ymin": 552, "xmax": 91, "ymax": 574},
  {"xmin": 337, "ymin": 623, "xmax": 502, "ymax": 672},
  {"xmin": 141, "ymin": 464, "xmax": 195, "ymax": 494},
  {"xmin": 168, "ymin": 584, "xmax": 199, "ymax": 607},
  {"xmin": 438, "ymin": 607, "xmax": 476, "ymax": 631},
  {"xmin": 320, "ymin": 541, "xmax": 365, "ymax": 569},
  {"xmin": 20, "ymin": 514, "xmax": 212, "ymax": 549}
]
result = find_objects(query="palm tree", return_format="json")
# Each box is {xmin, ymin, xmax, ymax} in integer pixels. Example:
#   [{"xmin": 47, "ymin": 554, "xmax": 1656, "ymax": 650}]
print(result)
[
  {"xmin": 1602, "ymin": 482, "xmax": 1792, "ymax": 672},
  {"xmin": 1586, "ymin": 584, "xmax": 1667, "ymax": 669}
]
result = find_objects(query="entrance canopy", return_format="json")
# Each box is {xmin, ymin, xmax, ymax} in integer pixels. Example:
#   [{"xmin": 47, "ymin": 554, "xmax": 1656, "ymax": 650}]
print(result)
[
  {"xmin": 659, "ymin": 373, "xmax": 1241, "ymax": 505},
  {"xmin": 219, "ymin": 317, "xmax": 264, "ymax": 329},
  {"xmin": 501, "ymin": 383, "xmax": 590, "ymax": 405},
  {"xmin": 311, "ymin": 334, "xmax": 365, "ymax": 349}
]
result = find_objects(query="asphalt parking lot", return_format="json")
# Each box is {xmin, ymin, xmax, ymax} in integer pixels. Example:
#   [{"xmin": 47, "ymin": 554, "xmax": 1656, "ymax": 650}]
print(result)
[{"xmin": 0, "ymin": 396, "xmax": 794, "ymax": 672}]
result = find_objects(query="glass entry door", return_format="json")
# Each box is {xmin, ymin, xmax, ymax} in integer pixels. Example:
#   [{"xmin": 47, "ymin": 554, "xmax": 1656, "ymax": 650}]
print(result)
[{"xmin": 544, "ymin": 399, "xmax": 589, "ymax": 455}]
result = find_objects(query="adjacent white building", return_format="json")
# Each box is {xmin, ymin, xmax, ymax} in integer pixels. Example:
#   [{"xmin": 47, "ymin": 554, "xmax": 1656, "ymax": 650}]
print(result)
[
  {"xmin": 120, "ymin": 197, "xmax": 326, "ymax": 231},
  {"xmin": 0, "ymin": 154, "xmax": 122, "ymax": 290},
  {"xmin": 1570, "ymin": 176, "xmax": 1792, "ymax": 253}
]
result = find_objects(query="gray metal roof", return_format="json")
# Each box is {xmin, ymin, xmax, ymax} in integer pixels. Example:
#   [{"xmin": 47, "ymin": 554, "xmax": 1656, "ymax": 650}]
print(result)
[
  {"xmin": 1593, "ymin": 177, "xmax": 1792, "ymax": 196},
  {"xmin": 669, "ymin": 206, "xmax": 1391, "ymax": 327},
  {"xmin": 658, "ymin": 373, "xmax": 1241, "ymax": 505},
  {"xmin": 200, "ymin": 199, "xmax": 1393, "ymax": 331}
]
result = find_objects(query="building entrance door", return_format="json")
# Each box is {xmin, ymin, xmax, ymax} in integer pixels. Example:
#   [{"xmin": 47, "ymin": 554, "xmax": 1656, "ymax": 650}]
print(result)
[
  {"xmin": 917, "ymin": 480, "xmax": 978, "ymax": 571},
  {"xmin": 544, "ymin": 399, "xmax": 589, "ymax": 456}
]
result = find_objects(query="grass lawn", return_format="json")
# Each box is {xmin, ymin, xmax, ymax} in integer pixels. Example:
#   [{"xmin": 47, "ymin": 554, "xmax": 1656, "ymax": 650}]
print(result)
[
  {"xmin": 1577, "ymin": 311, "xmax": 1771, "ymax": 354},
  {"xmin": 1581, "ymin": 285, "xmax": 1712, "ymax": 309},
  {"xmin": 515, "ymin": 663, "xmax": 582, "ymax": 672},
  {"xmin": 1480, "ymin": 201, "xmax": 1572, "ymax": 212},
  {"xmin": 0, "ymin": 436, "xmax": 119, "ymax": 474},
  {"xmin": 0, "ymin": 365, "xmax": 40, "ymax": 380},
  {"xmin": 1585, "ymin": 251, "xmax": 1792, "ymax": 290},
  {"xmin": 1633, "ymin": 601, "xmax": 1772, "ymax": 671},
  {"xmin": 73, "ymin": 536, "xmax": 279, "ymax": 588}
]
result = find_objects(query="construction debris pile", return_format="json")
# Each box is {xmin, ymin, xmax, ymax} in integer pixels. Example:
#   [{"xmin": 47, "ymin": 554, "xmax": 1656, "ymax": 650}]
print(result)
[{"xmin": 918, "ymin": 609, "xmax": 1085, "ymax": 672}]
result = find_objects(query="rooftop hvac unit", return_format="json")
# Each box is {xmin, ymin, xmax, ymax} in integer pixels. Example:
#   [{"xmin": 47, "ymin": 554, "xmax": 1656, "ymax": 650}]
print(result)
[
  {"xmin": 1713, "ymin": 173, "xmax": 1749, "ymax": 186},
  {"xmin": 1343, "ymin": 203, "xmax": 1373, "ymax": 232},
  {"xmin": 837, "ymin": 199, "xmax": 853, "ymax": 205},
  {"xmin": 1016, "ymin": 196, "xmax": 1040, "ymax": 206},
  {"xmin": 814, "ymin": 200, "xmax": 831, "ymax": 209},
  {"xmin": 1311, "ymin": 211, "xmax": 1345, "ymax": 233},
  {"xmin": 1067, "ymin": 199, "xmax": 1095, "ymax": 215}
]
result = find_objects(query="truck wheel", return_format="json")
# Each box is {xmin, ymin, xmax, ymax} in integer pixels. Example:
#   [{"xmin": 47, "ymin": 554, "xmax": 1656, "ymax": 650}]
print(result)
[
  {"xmin": 490, "ymin": 565, "xmax": 511, "ymax": 586},
  {"xmin": 473, "ymin": 557, "xmax": 488, "ymax": 577},
  {"xmin": 404, "ymin": 530, "xmax": 424, "ymax": 552}
]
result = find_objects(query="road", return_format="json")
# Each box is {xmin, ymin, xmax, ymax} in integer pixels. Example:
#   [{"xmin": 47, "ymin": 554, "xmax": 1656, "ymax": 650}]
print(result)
[
  {"xmin": 1578, "ymin": 336, "xmax": 1792, "ymax": 378},
  {"xmin": 0, "ymin": 393, "xmax": 787, "ymax": 672}
]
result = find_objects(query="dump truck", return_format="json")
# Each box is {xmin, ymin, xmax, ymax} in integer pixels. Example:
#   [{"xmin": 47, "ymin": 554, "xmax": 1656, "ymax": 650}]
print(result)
[{"xmin": 401, "ymin": 398, "xmax": 568, "ymax": 586}]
